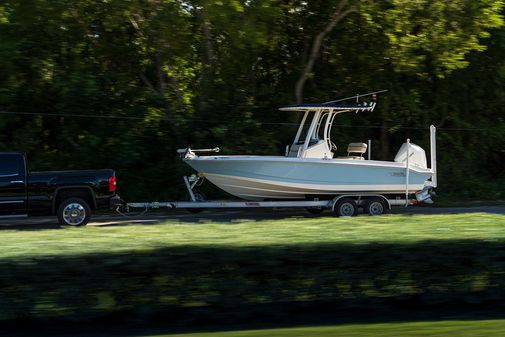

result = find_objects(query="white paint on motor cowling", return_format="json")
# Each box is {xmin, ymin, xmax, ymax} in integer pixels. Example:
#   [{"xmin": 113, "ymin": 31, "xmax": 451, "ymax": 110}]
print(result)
[{"xmin": 394, "ymin": 143, "xmax": 428, "ymax": 169}]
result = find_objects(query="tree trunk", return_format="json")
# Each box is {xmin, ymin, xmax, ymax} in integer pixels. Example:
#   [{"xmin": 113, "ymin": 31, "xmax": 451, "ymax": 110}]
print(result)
[
  {"xmin": 380, "ymin": 123, "xmax": 390, "ymax": 160},
  {"xmin": 200, "ymin": 7, "xmax": 215, "ymax": 68},
  {"xmin": 130, "ymin": 16, "xmax": 188, "ymax": 143},
  {"xmin": 140, "ymin": 70, "xmax": 185, "ymax": 144},
  {"xmin": 156, "ymin": 50, "xmax": 186, "ymax": 111},
  {"xmin": 196, "ymin": 6, "xmax": 215, "ymax": 113},
  {"xmin": 295, "ymin": 0, "xmax": 354, "ymax": 103}
]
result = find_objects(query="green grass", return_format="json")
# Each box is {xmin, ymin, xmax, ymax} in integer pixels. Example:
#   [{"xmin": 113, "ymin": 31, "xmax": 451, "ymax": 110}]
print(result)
[
  {"xmin": 2, "ymin": 212, "xmax": 505, "ymax": 327},
  {"xmin": 1, "ymin": 213, "xmax": 505, "ymax": 259},
  {"xmin": 150, "ymin": 319, "xmax": 505, "ymax": 337}
]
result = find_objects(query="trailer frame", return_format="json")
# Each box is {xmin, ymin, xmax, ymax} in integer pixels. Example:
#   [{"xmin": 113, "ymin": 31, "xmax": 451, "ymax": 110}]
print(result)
[
  {"xmin": 124, "ymin": 126, "xmax": 437, "ymax": 217},
  {"xmin": 124, "ymin": 174, "xmax": 420, "ymax": 216}
]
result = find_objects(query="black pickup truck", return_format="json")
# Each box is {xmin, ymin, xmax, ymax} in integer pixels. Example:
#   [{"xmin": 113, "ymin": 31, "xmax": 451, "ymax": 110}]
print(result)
[{"xmin": 0, "ymin": 152, "xmax": 120, "ymax": 226}]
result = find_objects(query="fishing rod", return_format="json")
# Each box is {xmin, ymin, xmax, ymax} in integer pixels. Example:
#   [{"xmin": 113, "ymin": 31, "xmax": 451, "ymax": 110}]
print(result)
[{"xmin": 322, "ymin": 89, "xmax": 388, "ymax": 104}]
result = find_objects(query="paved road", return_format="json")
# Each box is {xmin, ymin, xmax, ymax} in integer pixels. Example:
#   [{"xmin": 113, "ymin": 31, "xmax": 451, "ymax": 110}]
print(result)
[{"xmin": 0, "ymin": 205, "xmax": 504, "ymax": 230}]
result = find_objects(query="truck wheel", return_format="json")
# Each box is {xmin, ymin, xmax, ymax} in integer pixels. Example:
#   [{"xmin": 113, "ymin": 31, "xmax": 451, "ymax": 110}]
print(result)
[
  {"xmin": 57, "ymin": 198, "xmax": 91, "ymax": 226},
  {"xmin": 333, "ymin": 198, "xmax": 358, "ymax": 217},
  {"xmin": 364, "ymin": 197, "xmax": 387, "ymax": 216}
]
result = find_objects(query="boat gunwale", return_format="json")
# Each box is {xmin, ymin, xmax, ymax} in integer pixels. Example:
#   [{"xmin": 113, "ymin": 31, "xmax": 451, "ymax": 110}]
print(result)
[{"xmin": 184, "ymin": 155, "xmax": 432, "ymax": 174}]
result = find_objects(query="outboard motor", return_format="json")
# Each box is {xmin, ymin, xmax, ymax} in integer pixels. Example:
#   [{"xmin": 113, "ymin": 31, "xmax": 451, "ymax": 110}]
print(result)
[
  {"xmin": 395, "ymin": 143, "xmax": 436, "ymax": 204},
  {"xmin": 394, "ymin": 143, "xmax": 428, "ymax": 169},
  {"xmin": 415, "ymin": 186, "xmax": 436, "ymax": 204}
]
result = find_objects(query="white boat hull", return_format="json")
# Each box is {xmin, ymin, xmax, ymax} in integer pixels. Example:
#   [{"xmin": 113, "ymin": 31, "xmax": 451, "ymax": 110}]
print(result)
[{"xmin": 184, "ymin": 156, "xmax": 433, "ymax": 200}]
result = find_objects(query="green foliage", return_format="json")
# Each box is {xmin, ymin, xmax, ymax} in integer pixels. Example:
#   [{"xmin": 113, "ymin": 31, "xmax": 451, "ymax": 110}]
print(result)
[
  {"xmin": 0, "ymin": 0, "xmax": 504, "ymax": 200},
  {"xmin": 362, "ymin": 0, "xmax": 505, "ymax": 77}
]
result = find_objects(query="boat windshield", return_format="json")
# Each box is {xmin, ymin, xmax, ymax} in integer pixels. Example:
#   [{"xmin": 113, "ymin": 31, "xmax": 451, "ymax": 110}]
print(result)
[
  {"xmin": 295, "ymin": 111, "xmax": 315, "ymax": 145},
  {"xmin": 317, "ymin": 112, "xmax": 329, "ymax": 140}
]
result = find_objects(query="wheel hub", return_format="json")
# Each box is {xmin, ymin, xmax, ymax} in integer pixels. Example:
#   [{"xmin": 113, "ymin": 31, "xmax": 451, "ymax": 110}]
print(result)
[
  {"xmin": 63, "ymin": 203, "xmax": 86, "ymax": 225},
  {"xmin": 340, "ymin": 203, "xmax": 354, "ymax": 216},
  {"xmin": 369, "ymin": 202, "xmax": 384, "ymax": 215}
]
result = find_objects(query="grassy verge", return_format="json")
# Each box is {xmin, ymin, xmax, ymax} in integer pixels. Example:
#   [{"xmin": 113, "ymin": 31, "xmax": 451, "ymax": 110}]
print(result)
[
  {"xmin": 1, "ymin": 213, "xmax": 505, "ymax": 329},
  {"xmin": 1, "ymin": 213, "xmax": 505, "ymax": 259},
  {"xmin": 155, "ymin": 319, "xmax": 505, "ymax": 337}
]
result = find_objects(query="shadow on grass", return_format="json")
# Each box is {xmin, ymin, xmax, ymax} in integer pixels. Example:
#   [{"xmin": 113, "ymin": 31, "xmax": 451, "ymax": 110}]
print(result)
[
  {"xmin": 0, "ymin": 221, "xmax": 62, "ymax": 231},
  {"xmin": 3, "ymin": 239, "xmax": 505, "ymax": 335},
  {"xmin": 1, "ymin": 205, "xmax": 505, "ymax": 231},
  {"xmin": 0, "ymin": 209, "xmax": 327, "ymax": 231}
]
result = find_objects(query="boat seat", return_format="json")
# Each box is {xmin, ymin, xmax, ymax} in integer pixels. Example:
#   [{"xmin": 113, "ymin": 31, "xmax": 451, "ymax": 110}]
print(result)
[
  {"xmin": 347, "ymin": 142, "xmax": 367, "ymax": 155},
  {"xmin": 336, "ymin": 142, "xmax": 368, "ymax": 160}
]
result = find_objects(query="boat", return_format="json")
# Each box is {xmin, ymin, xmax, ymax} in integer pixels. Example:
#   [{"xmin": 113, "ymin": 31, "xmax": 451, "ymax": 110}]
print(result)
[{"xmin": 179, "ymin": 92, "xmax": 437, "ymax": 202}]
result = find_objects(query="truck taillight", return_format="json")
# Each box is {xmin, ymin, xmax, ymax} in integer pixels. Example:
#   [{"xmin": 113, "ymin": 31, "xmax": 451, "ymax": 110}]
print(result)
[{"xmin": 109, "ymin": 176, "xmax": 117, "ymax": 192}]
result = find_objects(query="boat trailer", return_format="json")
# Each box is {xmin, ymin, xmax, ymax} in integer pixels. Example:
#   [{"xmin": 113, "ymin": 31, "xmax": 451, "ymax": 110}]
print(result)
[
  {"xmin": 123, "ymin": 176, "xmax": 434, "ymax": 217},
  {"xmin": 122, "ymin": 126, "xmax": 437, "ymax": 217}
]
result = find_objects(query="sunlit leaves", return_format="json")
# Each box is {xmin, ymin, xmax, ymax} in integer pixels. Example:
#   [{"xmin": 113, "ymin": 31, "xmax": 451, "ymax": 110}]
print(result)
[
  {"xmin": 365, "ymin": 0, "xmax": 505, "ymax": 78},
  {"xmin": 0, "ymin": 5, "xmax": 9, "ymax": 24}
]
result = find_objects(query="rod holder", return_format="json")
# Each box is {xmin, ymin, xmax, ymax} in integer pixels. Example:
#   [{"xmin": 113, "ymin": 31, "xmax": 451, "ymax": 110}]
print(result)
[
  {"xmin": 430, "ymin": 125, "xmax": 437, "ymax": 188},
  {"xmin": 405, "ymin": 138, "xmax": 410, "ymax": 207}
]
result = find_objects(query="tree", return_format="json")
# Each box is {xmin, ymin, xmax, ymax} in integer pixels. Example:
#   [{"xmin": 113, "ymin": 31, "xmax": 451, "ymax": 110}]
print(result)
[
  {"xmin": 362, "ymin": 0, "xmax": 504, "ymax": 78},
  {"xmin": 295, "ymin": 0, "xmax": 356, "ymax": 103},
  {"xmin": 1, "ymin": 0, "xmax": 505, "ymax": 200}
]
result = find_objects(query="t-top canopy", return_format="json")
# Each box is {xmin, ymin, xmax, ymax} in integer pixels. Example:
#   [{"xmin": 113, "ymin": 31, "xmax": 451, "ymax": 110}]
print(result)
[{"xmin": 279, "ymin": 102, "xmax": 376, "ymax": 112}]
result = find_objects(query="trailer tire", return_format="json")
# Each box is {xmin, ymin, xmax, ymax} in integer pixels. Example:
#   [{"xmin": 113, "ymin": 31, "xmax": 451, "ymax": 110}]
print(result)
[
  {"xmin": 57, "ymin": 198, "xmax": 91, "ymax": 226},
  {"xmin": 364, "ymin": 197, "xmax": 387, "ymax": 216},
  {"xmin": 333, "ymin": 198, "xmax": 358, "ymax": 217}
]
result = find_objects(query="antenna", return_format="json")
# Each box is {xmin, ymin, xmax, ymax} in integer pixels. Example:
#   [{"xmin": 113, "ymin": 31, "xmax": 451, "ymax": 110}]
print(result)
[{"xmin": 322, "ymin": 89, "xmax": 388, "ymax": 105}]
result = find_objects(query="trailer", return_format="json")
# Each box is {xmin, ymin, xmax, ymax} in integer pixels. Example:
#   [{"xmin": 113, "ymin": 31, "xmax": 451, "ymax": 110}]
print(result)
[
  {"xmin": 124, "ymin": 181, "xmax": 432, "ymax": 217},
  {"xmin": 122, "ymin": 126, "xmax": 437, "ymax": 217},
  {"xmin": 125, "ymin": 193, "xmax": 419, "ymax": 216}
]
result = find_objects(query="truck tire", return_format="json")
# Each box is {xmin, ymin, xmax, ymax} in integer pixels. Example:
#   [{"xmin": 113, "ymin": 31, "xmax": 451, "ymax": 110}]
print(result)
[{"xmin": 57, "ymin": 198, "xmax": 91, "ymax": 226}]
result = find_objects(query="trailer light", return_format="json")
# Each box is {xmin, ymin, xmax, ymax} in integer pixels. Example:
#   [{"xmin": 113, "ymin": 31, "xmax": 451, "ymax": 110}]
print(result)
[{"xmin": 109, "ymin": 176, "xmax": 117, "ymax": 192}]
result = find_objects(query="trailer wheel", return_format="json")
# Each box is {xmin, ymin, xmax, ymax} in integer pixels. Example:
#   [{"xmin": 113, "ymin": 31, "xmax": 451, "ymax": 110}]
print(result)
[
  {"xmin": 333, "ymin": 198, "xmax": 358, "ymax": 217},
  {"xmin": 364, "ymin": 197, "xmax": 387, "ymax": 216},
  {"xmin": 185, "ymin": 191, "xmax": 206, "ymax": 214},
  {"xmin": 57, "ymin": 198, "xmax": 91, "ymax": 226}
]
